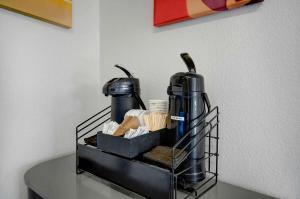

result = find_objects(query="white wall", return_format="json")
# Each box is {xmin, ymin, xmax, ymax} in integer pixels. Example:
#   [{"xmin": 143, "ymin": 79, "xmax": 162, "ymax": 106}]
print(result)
[
  {"xmin": 0, "ymin": 0, "xmax": 100, "ymax": 198},
  {"xmin": 99, "ymin": 1, "xmax": 300, "ymax": 198}
]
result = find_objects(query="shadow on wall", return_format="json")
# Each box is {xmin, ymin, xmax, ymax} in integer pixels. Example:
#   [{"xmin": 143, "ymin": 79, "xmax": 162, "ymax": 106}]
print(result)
[{"xmin": 153, "ymin": 3, "xmax": 263, "ymax": 33}]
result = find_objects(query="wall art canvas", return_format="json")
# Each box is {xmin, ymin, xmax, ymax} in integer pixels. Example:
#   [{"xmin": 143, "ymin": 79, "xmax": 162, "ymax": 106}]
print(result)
[
  {"xmin": 154, "ymin": 0, "xmax": 263, "ymax": 27},
  {"xmin": 0, "ymin": 0, "xmax": 72, "ymax": 28}
]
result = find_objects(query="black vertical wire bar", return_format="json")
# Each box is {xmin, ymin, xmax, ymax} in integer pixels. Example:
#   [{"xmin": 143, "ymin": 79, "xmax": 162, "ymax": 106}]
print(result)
[
  {"xmin": 216, "ymin": 107, "xmax": 219, "ymax": 182},
  {"xmin": 175, "ymin": 175, "xmax": 178, "ymax": 199},
  {"xmin": 171, "ymin": 147, "xmax": 176, "ymax": 199},
  {"xmin": 76, "ymin": 126, "xmax": 83, "ymax": 174},
  {"xmin": 76, "ymin": 126, "xmax": 79, "ymax": 174},
  {"xmin": 208, "ymin": 123, "xmax": 211, "ymax": 172}
]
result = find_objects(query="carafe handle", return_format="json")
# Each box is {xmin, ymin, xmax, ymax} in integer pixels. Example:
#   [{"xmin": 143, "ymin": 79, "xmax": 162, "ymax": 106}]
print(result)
[
  {"xmin": 180, "ymin": 53, "xmax": 196, "ymax": 73},
  {"xmin": 202, "ymin": 93, "xmax": 211, "ymax": 112}
]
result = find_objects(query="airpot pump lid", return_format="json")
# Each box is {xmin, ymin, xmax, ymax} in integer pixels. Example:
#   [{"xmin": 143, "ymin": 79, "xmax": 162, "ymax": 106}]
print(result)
[{"xmin": 103, "ymin": 78, "xmax": 140, "ymax": 96}]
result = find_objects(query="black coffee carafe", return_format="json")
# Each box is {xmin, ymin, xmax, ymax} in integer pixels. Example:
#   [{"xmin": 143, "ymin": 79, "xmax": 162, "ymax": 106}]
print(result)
[
  {"xmin": 103, "ymin": 65, "xmax": 146, "ymax": 124},
  {"xmin": 167, "ymin": 53, "xmax": 211, "ymax": 187}
]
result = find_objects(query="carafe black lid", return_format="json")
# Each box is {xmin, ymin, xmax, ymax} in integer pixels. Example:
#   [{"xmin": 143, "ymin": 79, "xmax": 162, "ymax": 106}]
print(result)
[
  {"xmin": 167, "ymin": 53, "xmax": 205, "ymax": 95},
  {"xmin": 103, "ymin": 77, "xmax": 140, "ymax": 96},
  {"xmin": 168, "ymin": 72, "xmax": 204, "ymax": 94},
  {"xmin": 102, "ymin": 65, "xmax": 146, "ymax": 110}
]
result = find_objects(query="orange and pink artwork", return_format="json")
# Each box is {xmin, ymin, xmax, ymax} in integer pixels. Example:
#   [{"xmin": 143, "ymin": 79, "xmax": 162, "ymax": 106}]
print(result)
[
  {"xmin": 0, "ymin": 0, "xmax": 72, "ymax": 28},
  {"xmin": 154, "ymin": 0, "xmax": 264, "ymax": 27}
]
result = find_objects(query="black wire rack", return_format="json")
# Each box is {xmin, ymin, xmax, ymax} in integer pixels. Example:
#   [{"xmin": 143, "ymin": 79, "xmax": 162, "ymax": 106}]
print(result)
[
  {"xmin": 171, "ymin": 106, "xmax": 219, "ymax": 199},
  {"xmin": 75, "ymin": 105, "xmax": 111, "ymax": 174},
  {"xmin": 76, "ymin": 106, "xmax": 219, "ymax": 199}
]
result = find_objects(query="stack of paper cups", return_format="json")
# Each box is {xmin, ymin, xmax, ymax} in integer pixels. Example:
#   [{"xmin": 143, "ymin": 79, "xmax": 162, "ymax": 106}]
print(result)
[
  {"xmin": 149, "ymin": 100, "xmax": 168, "ymax": 113},
  {"xmin": 145, "ymin": 100, "xmax": 169, "ymax": 131}
]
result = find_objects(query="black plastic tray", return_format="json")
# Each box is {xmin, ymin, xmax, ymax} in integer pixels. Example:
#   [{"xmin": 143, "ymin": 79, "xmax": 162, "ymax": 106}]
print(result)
[
  {"xmin": 78, "ymin": 144, "xmax": 172, "ymax": 199},
  {"xmin": 97, "ymin": 131, "xmax": 161, "ymax": 159}
]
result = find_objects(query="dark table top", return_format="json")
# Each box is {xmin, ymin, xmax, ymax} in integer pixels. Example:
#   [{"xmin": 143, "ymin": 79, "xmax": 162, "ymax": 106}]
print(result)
[{"xmin": 24, "ymin": 154, "xmax": 276, "ymax": 199}]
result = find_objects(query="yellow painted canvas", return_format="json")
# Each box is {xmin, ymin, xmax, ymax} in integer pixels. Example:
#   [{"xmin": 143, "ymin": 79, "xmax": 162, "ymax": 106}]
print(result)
[{"xmin": 0, "ymin": 0, "xmax": 72, "ymax": 28}]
